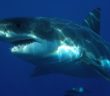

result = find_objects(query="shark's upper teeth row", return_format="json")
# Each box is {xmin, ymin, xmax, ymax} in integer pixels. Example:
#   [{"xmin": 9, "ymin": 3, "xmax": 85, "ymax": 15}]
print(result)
[
  {"xmin": 14, "ymin": 44, "xmax": 27, "ymax": 48},
  {"xmin": 12, "ymin": 39, "xmax": 35, "ymax": 46},
  {"xmin": 14, "ymin": 42, "xmax": 32, "ymax": 47}
]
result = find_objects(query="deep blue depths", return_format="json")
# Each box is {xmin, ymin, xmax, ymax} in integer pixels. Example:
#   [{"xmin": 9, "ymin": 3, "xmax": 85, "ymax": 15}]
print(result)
[{"xmin": 0, "ymin": 0, "xmax": 110, "ymax": 96}]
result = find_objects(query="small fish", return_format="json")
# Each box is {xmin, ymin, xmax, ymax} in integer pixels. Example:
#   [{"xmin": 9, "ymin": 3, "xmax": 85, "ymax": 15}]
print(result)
[{"xmin": 64, "ymin": 87, "xmax": 84, "ymax": 96}]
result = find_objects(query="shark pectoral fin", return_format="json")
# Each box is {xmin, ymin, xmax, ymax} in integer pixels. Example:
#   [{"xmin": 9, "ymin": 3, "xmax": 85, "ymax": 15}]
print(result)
[
  {"xmin": 82, "ymin": 57, "xmax": 110, "ymax": 80},
  {"xmin": 82, "ymin": 8, "xmax": 101, "ymax": 34},
  {"xmin": 91, "ymin": 63, "xmax": 110, "ymax": 81},
  {"xmin": 31, "ymin": 66, "xmax": 50, "ymax": 77}
]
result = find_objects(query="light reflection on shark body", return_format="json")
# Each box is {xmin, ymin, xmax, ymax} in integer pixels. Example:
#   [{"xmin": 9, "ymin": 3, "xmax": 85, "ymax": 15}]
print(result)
[{"xmin": 0, "ymin": 8, "xmax": 110, "ymax": 80}]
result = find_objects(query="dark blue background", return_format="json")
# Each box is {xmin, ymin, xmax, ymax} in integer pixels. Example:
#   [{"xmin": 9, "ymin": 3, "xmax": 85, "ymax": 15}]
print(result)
[{"xmin": 0, "ymin": 0, "xmax": 110, "ymax": 96}]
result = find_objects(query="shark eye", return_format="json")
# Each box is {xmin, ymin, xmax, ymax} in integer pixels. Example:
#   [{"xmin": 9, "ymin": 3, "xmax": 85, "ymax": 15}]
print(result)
[
  {"xmin": 14, "ymin": 23, "xmax": 23, "ymax": 28},
  {"xmin": 1, "ymin": 18, "xmax": 32, "ymax": 33}
]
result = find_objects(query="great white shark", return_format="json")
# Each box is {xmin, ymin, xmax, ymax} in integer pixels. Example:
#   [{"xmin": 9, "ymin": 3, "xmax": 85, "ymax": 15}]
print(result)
[{"xmin": 0, "ymin": 8, "xmax": 110, "ymax": 80}]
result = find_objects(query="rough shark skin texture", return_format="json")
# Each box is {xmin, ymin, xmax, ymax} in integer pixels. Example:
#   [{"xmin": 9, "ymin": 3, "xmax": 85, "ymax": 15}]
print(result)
[{"xmin": 0, "ymin": 8, "xmax": 110, "ymax": 80}]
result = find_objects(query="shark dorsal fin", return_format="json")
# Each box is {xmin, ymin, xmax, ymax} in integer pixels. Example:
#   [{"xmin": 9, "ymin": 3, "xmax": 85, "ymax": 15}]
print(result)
[{"xmin": 83, "ymin": 8, "xmax": 101, "ymax": 35}]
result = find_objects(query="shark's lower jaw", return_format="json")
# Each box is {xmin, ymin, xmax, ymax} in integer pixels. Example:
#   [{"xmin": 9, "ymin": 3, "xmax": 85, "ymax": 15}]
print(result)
[
  {"xmin": 10, "ymin": 39, "xmax": 36, "ymax": 53},
  {"xmin": 11, "ymin": 43, "xmax": 31, "ymax": 53}
]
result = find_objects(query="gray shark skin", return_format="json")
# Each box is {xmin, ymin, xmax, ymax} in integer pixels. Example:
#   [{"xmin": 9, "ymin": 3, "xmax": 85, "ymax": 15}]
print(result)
[{"xmin": 0, "ymin": 8, "xmax": 110, "ymax": 80}]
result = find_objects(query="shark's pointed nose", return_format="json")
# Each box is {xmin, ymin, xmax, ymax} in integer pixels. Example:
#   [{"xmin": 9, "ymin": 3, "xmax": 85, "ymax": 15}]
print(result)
[
  {"xmin": 0, "ymin": 30, "xmax": 5, "ymax": 37},
  {"xmin": 0, "ymin": 30, "xmax": 10, "ymax": 41},
  {"xmin": 0, "ymin": 30, "xmax": 16, "ymax": 42}
]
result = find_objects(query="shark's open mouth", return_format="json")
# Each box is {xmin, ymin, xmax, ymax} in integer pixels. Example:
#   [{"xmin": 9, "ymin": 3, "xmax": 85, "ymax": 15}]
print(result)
[
  {"xmin": 11, "ymin": 38, "xmax": 36, "ymax": 52},
  {"xmin": 12, "ymin": 38, "xmax": 36, "ymax": 46}
]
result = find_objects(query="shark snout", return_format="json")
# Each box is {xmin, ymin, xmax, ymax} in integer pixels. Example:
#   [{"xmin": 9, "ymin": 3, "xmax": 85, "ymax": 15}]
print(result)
[
  {"xmin": 0, "ymin": 30, "xmax": 16, "ymax": 42},
  {"xmin": 0, "ymin": 29, "xmax": 39, "ymax": 43}
]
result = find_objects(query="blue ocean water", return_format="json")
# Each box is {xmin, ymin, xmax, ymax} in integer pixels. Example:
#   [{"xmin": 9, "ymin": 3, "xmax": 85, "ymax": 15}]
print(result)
[{"xmin": 0, "ymin": 0, "xmax": 110, "ymax": 96}]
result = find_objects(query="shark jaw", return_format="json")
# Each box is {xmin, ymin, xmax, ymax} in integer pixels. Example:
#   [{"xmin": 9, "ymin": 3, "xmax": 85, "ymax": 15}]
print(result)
[
  {"xmin": 10, "ymin": 38, "xmax": 37, "ymax": 53},
  {"xmin": 8, "ymin": 33, "xmax": 44, "ymax": 54},
  {"xmin": 9, "ymin": 35, "xmax": 56, "ymax": 57}
]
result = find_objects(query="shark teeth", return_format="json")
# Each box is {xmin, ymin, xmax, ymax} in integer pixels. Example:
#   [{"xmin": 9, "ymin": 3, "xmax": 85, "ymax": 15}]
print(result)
[
  {"xmin": 11, "ymin": 44, "xmax": 29, "ymax": 52},
  {"xmin": 11, "ymin": 38, "xmax": 35, "ymax": 46},
  {"xmin": 11, "ymin": 38, "xmax": 36, "ymax": 52}
]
